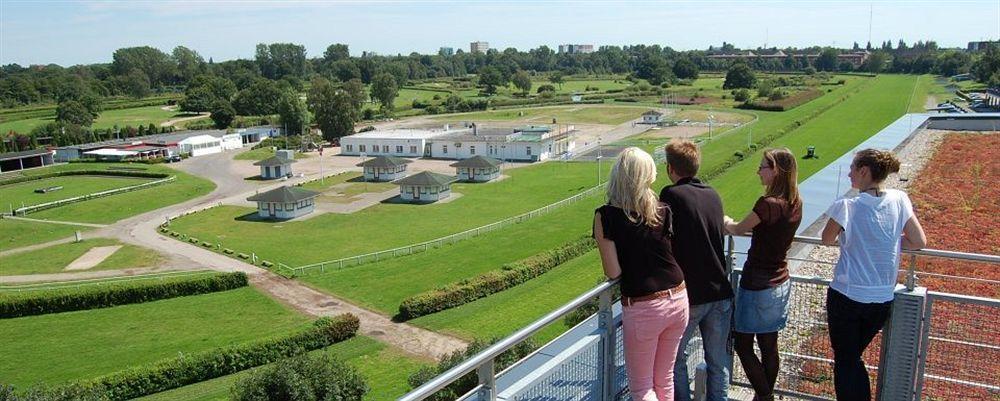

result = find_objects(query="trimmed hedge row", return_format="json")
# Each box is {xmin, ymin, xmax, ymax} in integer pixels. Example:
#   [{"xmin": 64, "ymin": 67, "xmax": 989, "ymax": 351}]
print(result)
[
  {"xmin": 0, "ymin": 169, "xmax": 170, "ymax": 186},
  {"xmin": 738, "ymin": 89, "xmax": 824, "ymax": 111},
  {"xmin": 398, "ymin": 236, "xmax": 595, "ymax": 320},
  {"xmin": 0, "ymin": 272, "xmax": 248, "ymax": 318},
  {"xmin": 60, "ymin": 315, "xmax": 360, "ymax": 401}
]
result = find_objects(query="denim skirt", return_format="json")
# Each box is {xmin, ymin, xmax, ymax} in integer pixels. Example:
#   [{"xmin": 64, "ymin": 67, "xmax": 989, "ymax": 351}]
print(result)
[{"xmin": 734, "ymin": 279, "xmax": 791, "ymax": 333}]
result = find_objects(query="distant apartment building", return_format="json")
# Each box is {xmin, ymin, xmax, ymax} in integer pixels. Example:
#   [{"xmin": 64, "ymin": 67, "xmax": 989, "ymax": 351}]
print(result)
[
  {"xmin": 470, "ymin": 41, "xmax": 489, "ymax": 53},
  {"xmin": 968, "ymin": 41, "xmax": 999, "ymax": 52},
  {"xmin": 439, "ymin": 47, "xmax": 455, "ymax": 56},
  {"xmin": 558, "ymin": 44, "xmax": 595, "ymax": 54},
  {"xmin": 707, "ymin": 49, "xmax": 870, "ymax": 68}
]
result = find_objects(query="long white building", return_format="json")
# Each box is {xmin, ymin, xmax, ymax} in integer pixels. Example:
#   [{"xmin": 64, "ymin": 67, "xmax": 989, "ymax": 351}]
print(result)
[{"xmin": 339, "ymin": 124, "xmax": 576, "ymax": 162}]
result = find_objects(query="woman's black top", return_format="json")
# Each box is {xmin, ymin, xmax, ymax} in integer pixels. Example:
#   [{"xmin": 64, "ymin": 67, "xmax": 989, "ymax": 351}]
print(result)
[{"xmin": 594, "ymin": 204, "xmax": 684, "ymax": 297}]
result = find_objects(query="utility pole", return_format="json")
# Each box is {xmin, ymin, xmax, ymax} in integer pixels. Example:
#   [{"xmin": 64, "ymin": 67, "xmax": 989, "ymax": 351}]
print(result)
[{"xmin": 596, "ymin": 136, "xmax": 602, "ymax": 186}]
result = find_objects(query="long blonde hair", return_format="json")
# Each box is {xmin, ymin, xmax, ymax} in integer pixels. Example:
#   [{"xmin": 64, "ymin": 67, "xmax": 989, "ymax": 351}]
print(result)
[{"xmin": 607, "ymin": 147, "xmax": 661, "ymax": 227}]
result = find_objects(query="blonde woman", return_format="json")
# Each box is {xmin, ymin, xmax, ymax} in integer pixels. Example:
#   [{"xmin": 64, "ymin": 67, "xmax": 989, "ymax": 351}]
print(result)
[
  {"xmin": 594, "ymin": 147, "xmax": 688, "ymax": 401},
  {"xmin": 724, "ymin": 148, "xmax": 803, "ymax": 401}
]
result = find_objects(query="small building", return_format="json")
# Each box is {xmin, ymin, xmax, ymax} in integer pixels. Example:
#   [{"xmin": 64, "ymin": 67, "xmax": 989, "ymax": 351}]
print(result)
[
  {"xmin": 0, "ymin": 149, "xmax": 54, "ymax": 173},
  {"xmin": 450, "ymin": 155, "xmax": 502, "ymax": 182},
  {"xmin": 393, "ymin": 171, "xmax": 458, "ymax": 203},
  {"xmin": 246, "ymin": 185, "xmax": 320, "ymax": 219},
  {"xmin": 83, "ymin": 148, "xmax": 138, "ymax": 161},
  {"xmin": 357, "ymin": 155, "xmax": 412, "ymax": 182},
  {"xmin": 178, "ymin": 134, "xmax": 223, "ymax": 157},
  {"xmin": 641, "ymin": 110, "xmax": 664, "ymax": 124},
  {"xmin": 254, "ymin": 154, "xmax": 297, "ymax": 179}
]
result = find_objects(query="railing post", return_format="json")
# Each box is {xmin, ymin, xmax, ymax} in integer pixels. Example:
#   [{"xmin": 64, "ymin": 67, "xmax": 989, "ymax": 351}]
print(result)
[
  {"xmin": 876, "ymin": 285, "xmax": 928, "ymax": 401},
  {"xmin": 477, "ymin": 359, "xmax": 497, "ymax": 401},
  {"xmin": 904, "ymin": 254, "xmax": 917, "ymax": 291},
  {"xmin": 598, "ymin": 288, "xmax": 615, "ymax": 400}
]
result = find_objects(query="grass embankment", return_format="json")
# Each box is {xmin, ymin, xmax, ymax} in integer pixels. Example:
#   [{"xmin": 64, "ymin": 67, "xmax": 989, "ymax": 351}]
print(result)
[
  {"xmin": 134, "ymin": 335, "xmax": 426, "ymax": 401},
  {"xmin": 0, "ymin": 287, "xmax": 309, "ymax": 387},
  {"xmin": 0, "ymin": 105, "xmax": 197, "ymax": 134},
  {"xmin": 0, "ymin": 175, "xmax": 155, "ymax": 210},
  {"xmin": 0, "ymin": 238, "xmax": 164, "ymax": 276},
  {"xmin": 167, "ymin": 161, "xmax": 599, "ymax": 266},
  {"xmin": 0, "ymin": 219, "xmax": 91, "ymax": 251}
]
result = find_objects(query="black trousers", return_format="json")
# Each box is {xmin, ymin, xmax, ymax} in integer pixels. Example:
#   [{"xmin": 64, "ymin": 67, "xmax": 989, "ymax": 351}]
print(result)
[{"xmin": 826, "ymin": 288, "xmax": 892, "ymax": 401}]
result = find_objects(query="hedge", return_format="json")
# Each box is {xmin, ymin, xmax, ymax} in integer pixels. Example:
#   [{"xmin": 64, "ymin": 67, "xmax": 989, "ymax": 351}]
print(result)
[
  {"xmin": 0, "ymin": 272, "xmax": 248, "ymax": 318},
  {"xmin": 231, "ymin": 352, "xmax": 367, "ymax": 401},
  {"xmin": 738, "ymin": 89, "xmax": 824, "ymax": 111},
  {"xmin": 52, "ymin": 315, "xmax": 360, "ymax": 401},
  {"xmin": 0, "ymin": 169, "xmax": 170, "ymax": 186},
  {"xmin": 398, "ymin": 236, "xmax": 595, "ymax": 320},
  {"xmin": 407, "ymin": 337, "xmax": 537, "ymax": 401}
]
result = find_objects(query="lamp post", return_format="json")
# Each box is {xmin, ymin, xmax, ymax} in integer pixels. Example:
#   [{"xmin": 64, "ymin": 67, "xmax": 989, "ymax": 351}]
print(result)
[
  {"xmin": 708, "ymin": 114, "xmax": 715, "ymax": 140},
  {"xmin": 596, "ymin": 136, "xmax": 602, "ymax": 186}
]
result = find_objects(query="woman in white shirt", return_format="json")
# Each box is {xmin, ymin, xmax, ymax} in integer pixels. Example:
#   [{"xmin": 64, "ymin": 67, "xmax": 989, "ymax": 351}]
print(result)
[{"xmin": 821, "ymin": 149, "xmax": 927, "ymax": 401}]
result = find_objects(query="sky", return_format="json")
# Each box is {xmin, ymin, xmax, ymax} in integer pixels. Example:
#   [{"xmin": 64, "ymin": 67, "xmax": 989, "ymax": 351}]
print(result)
[{"xmin": 1, "ymin": 0, "xmax": 999, "ymax": 66}]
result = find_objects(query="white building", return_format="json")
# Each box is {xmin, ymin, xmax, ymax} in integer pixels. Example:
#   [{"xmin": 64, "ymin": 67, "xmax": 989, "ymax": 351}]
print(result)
[
  {"xmin": 178, "ymin": 135, "xmax": 223, "ymax": 157},
  {"xmin": 340, "ymin": 125, "xmax": 575, "ymax": 162},
  {"xmin": 393, "ymin": 171, "xmax": 457, "ymax": 203},
  {"xmin": 340, "ymin": 129, "xmax": 448, "ymax": 158},
  {"xmin": 450, "ymin": 155, "xmax": 502, "ymax": 182},
  {"xmin": 641, "ymin": 110, "xmax": 664, "ymax": 124},
  {"xmin": 357, "ymin": 155, "xmax": 412, "ymax": 182},
  {"xmin": 220, "ymin": 133, "xmax": 243, "ymax": 150},
  {"xmin": 247, "ymin": 186, "xmax": 320, "ymax": 220},
  {"xmin": 255, "ymin": 154, "xmax": 296, "ymax": 179},
  {"xmin": 470, "ymin": 41, "xmax": 489, "ymax": 53}
]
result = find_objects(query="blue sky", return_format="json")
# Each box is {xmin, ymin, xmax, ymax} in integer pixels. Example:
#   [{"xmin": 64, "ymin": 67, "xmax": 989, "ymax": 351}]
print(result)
[{"xmin": 2, "ymin": 0, "xmax": 998, "ymax": 66}]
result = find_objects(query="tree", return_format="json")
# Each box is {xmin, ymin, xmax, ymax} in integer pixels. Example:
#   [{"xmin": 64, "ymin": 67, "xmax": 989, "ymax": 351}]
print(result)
[
  {"xmin": 549, "ymin": 71, "xmax": 564, "ymax": 90},
  {"xmin": 672, "ymin": 58, "xmax": 699, "ymax": 80},
  {"xmin": 111, "ymin": 46, "xmax": 174, "ymax": 87},
  {"xmin": 172, "ymin": 46, "xmax": 205, "ymax": 84},
  {"xmin": 815, "ymin": 48, "xmax": 839, "ymax": 71},
  {"xmin": 323, "ymin": 43, "xmax": 350, "ymax": 63},
  {"xmin": 536, "ymin": 84, "xmax": 556, "ymax": 93},
  {"xmin": 723, "ymin": 63, "xmax": 756, "ymax": 89},
  {"xmin": 646, "ymin": 65, "xmax": 674, "ymax": 86},
  {"xmin": 121, "ymin": 69, "xmax": 151, "ymax": 99},
  {"xmin": 308, "ymin": 77, "xmax": 359, "ymax": 140},
  {"xmin": 331, "ymin": 60, "xmax": 361, "ymax": 82},
  {"xmin": 277, "ymin": 90, "xmax": 310, "ymax": 135},
  {"xmin": 342, "ymin": 78, "xmax": 366, "ymax": 113},
  {"xmin": 187, "ymin": 74, "xmax": 236, "ymax": 102},
  {"xmin": 210, "ymin": 99, "xmax": 236, "ymax": 129},
  {"xmin": 255, "ymin": 43, "xmax": 308, "ymax": 80},
  {"xmin": 232, "ymin": 78, "xmax": 283, "ymax": 115},
  {"xmin": 56, "ymin": 100, "xmax": 95, "ymax": 126},
  {"xmin": 863, "ymin": 51, "xmax": 889, "ymax": 74},
  {"xmin": 370, "ymin": 73, "xmax": 398, "ymax": 115},
  {"xmin": 971, "ymin": 44, "xmax": 1000, "ymax": 86},
  {"xmin": 511, "ymin": 70, "xmax": 532, "ymax": 95},
  {"xmin": 477, "ymin": 66, "xmax": 505, "ymax": 95}
]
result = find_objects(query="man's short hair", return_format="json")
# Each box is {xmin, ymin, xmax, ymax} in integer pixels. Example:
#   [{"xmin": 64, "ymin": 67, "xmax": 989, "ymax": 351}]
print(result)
[{"xmin": 665, "ymin": 139, "xmax": 700, "ymax": 177}]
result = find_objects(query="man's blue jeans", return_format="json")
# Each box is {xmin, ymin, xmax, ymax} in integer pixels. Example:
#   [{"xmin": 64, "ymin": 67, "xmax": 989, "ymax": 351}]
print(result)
[{"xmin": 673, "ymin": 298, "xmax": 733, "ymax": 401}]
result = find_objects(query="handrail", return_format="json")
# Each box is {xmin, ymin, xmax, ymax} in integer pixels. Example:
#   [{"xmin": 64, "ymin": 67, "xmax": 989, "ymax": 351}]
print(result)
[
  {"xmin": 399, "ymin": 279, "xmax": 619, "ymax": 401},
  {"xmin": 787, "ymin": 234, "xmax": 1000, "ymax": 264}
]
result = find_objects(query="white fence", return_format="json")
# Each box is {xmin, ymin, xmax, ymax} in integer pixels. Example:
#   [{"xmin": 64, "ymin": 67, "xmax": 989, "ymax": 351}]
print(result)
[
  {"xmin": 279, "ymin": 183, "xmax": 608, "ymax": 277},
  {"xmin": 12, "ymin": 175, "xmax": 175, "ymax": 216}
]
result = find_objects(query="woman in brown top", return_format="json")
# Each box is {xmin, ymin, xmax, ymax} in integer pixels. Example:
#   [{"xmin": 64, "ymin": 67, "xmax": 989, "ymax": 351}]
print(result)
[
  {"xmin": 723, "ymin": 148, "xmax": 802, "ymax": 401},
  {"xmin": 594, "ymin": 147, "xmax": 687, "ymax": 401}
]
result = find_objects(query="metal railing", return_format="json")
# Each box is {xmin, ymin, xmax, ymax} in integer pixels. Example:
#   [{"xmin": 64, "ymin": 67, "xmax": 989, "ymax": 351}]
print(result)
[
  {"xmin": 398, "ymin": 235, "xmax": 1000, "ymax": 401},
  {"xmin": 280, "ymin": 183, "xmax": 607, "ymax": 277},
  {"xmin": 11, "ymin": 175, "xmax": 175, "ymax": 216}
]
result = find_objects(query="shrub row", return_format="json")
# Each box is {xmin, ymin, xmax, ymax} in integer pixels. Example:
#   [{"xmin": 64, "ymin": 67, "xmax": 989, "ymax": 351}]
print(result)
[
  {"xmin": 407, "ymin": 337, "xmax": 537, "ymax": 401},
  {"xmin": 739, "ymin": 89, "xmax": 824, "ymax": 111},
  {"xmin": 55, "ymin": 315, "xmax": 360, "ymax": 401},
  {"xmin": 0, "ymin": 272, "xmax": 248, "ymax": 318},
  {"xmin": 397, "ymin": 236, "xmax": 595, "ymax": 320},
  {"xmin": 0, "ymin": 169, "xmax": 170, "ymax": 186},
  {"xmin": 231, "ymin": 352, "xmax": 368, "ymax": 401}
]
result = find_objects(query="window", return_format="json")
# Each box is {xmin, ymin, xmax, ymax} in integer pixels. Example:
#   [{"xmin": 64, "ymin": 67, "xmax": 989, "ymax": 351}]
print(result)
[
  {"xmin": 410, "ymin": 145, "xmax": 417, "ymax": 153},
  {"xmin": 442, "ymin": 145, "xmax": 448, "ymax": 154},
  {"xmin": 383, "ymin": 145, "xmax": 389, "ymax": 153},
  {"xmin": 430, "ymin": 186, "xmax": 438, "ymax": 194},
  {"xmin": 470, "ymin": 146, "xmax": 476, "ymax": 155},
  {"xmin": 526, "ymin": 146, "xmax": 532, "ymax": 156},
  {"xmin": 346, "ymin": 144, "xmax": 354, "ymax": 152},
  {"xmin": 275, "ymin": 203, "xmax": 283, "ymax": 211},
  {"xmin": 285, "ymin": 203, "xmax": 295, "ymax": 210},
  {"xmin": 359, "ymin": 144, "xmax": 366, "ymax": 152},
  {"xmin": 396, "ymin": 145, "xmax": 403, "ymax": 153}
]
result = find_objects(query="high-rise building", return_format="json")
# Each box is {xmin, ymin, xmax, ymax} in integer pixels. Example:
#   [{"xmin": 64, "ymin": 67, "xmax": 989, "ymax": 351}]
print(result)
[
  {"xmin": 558, "ymin": 44, "xmax": 595, "ymax": 54},
  {"xmin": 470, "ymin": 41, "xmax": 490, "ymax": 53},
  {"xmin": 439, "ymin": 47, "xmax": 455, "ymax": 56}
]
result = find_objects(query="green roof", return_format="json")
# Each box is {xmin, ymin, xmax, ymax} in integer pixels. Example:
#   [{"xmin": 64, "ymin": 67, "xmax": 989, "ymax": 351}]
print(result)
[
  {"xmin": 392, "ymin": 171, "xmax": 457, "ymax": 187},
  {"xmin": 449, "ymin": 155, "xmax": 502, "ymax": 168},
  {"xmin": 246, "ymin": 186, "xmax": 319, "ymax": 203},
  {"xmin": 253, "ymin": 155, "xmax": 296, "ymax": 167},
  {"xmin": 357, "ymin": 155, "xmax": 412, "ymax": 168}
]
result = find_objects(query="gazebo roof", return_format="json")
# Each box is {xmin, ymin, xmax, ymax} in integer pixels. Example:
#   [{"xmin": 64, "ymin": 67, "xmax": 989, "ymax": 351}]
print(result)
[
  {"xmin": 357, "ymin": 155, "xmax": 412, "ymax": 168},
  {"xmin": 392, "ymin": 171, "xmax": 458, "ymax": 187},
  {"xmin": 254, "ymin": 155, "xmax": 297, "ymax": 167},
  {"xmin": 642, "ymin": 110, "xmax": 664, "ymax": 116},
  {"xmin": 246, "ymin": 186, "xmax": 319, "ymax": 203},
  {"xmin": 449, "ymin": 155, "xmax": 502, "ymax": 168}
]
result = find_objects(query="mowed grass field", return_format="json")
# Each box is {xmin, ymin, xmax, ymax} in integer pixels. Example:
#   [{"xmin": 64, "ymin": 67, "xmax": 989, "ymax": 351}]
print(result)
[
  {"xmin": 0, "ymin": 175, "xmax": 154, "ymax": 209},
  {"xmin": 431, "ymin": 104, "xmax": 654, "ymax": 125},
  {"xmin": 135, "ymin": 335, "xmax": 427, "ymax": 401},
  {"xmin": 0, "ymin": 218, "xmax": 89, "ymax": 251},
  {"xmin": 0, "ymin": 287, "xmax": 309, "ymax": 387},
  {"xmin": 168, "ymin": 161, "xmax": 600, "ymax": 266},
  {"xmin": 232, "ymin": 147, "xmax": 311, "ymax": 161},
  {"xmin": 0, "ymin": 105, "xmax": 191, "ymax": 134},
  {"xmin": 0, "ymin": 237, "xmax": 165, "ymax": 276}
]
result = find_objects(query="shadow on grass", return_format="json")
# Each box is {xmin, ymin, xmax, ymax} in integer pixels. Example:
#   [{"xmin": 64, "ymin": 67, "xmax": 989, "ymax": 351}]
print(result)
[
  {"xmin": 235, "ymin": 211, "xmax": 294, "ymax": 223},
  {"xmin": 380, "ymin": 195, "xmax": 437, "ymax": 205},
  {"xmin": 346, "ymin": 176, "xmax": 392, "ymax": 183},
  {"xmin": 244, "ymin": 175, "xmax": 283, "ymax": 182}
]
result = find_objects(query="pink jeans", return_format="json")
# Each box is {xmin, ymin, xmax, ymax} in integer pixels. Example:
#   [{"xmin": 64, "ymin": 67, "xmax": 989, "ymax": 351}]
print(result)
[{"xmin": 622, "ymin": 288, "xmax": 689, "ymax": 401}]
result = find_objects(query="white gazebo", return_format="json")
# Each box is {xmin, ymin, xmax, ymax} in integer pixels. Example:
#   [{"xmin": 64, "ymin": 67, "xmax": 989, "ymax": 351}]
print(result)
[
  {"xmin": 449, "ymin": 155, "xmax": 502, "ymax": 182},
  {"xmin": 357, "ymin": 155, "xmax": 412, "ymax": 182},
  {"xmin": 246, "ymin": 186, "xmax": 320, "ymax": 219},
  {"xmin": 254, "ymin": 155, "xmax": 297, "ymax": 179},
  {"xmin": 641, "ymin": 110, "xmax": 664, "ymax": 124},
  {"xmin": 392, "ymin": 171, "xmax": 458, "ymax": 203}
]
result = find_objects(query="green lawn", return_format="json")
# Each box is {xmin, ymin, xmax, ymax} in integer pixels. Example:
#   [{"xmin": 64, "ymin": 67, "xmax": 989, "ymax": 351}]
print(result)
[
  {"xmin": 0, "ymin": 105, "xmax": 192, "ymax": 135},
  {"xmin": 299, "ymin": 172, "xmax": 396, "ymax": 203},
  {"xmin": 168, "ymin": 161, "xmax": 600, "ymax": 266},
  {"xmin": 410, "ymin": 250, "xmax": 604, "ymax": 343},
  {"xmin": 299, "ymin": 198, "xmax": 599, "ymax": 314},
  {"xmin": 134, "ymin": 335, "xmax": 427, "ymax": 401},
  {"xmin": 0, "ymin": 219, "xmax": 89, "ymax": 251},
  {"xmin": 0, "ymin": 238, "xmax": 164, "ymax": 276},
  {"xmin": 431, "ymin": 104, "xmax": 655, "ymax": 125},
  {"xmin": 233, "ymin": 147, "xmax": 312, "ymax": 161},
  {"xmin": 0, "ymin": 287, "xmax": 309, "ymax": 387},
  {"xmin": 0, "ymin": 175, "xmax": 154, "ymax": 210}
]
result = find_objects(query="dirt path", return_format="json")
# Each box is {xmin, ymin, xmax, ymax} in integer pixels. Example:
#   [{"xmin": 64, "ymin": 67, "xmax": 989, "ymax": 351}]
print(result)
[
  {"xmin": 0, "ymin": 265, "xmax": 205, "ymax": 285},
  {"xmin": 64, "ymin": 245, "xmax": 121, "ymax": 271},
  {"xmin": 4, "ymin": 215, "xmax": 108, "ymax": 228},
  {"xmin": 159, "ymin": 113, "xmax": 210, "ymax": 128},
  {"xmin": 0, "ymin": 235, "xmax": 77, "ymax": 257}
]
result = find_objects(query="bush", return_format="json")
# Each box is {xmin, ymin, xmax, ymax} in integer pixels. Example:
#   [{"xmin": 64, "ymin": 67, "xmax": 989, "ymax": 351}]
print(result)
[
  {"xmin": 732, "ymin": 89, "xmax": 751, "ymax": 102},
  {"xmin": 0, "ymin": 170, "xmax": 169, "ymax": 186},
  {"xmin": 738, "ymin": 89, "xmax": 823, "ymax": 111},
  {"xmin": 56, "ymin": 315, "xmax": 359, "ymax": 401},
  {"xmin": 407, "ymin": 337, "xmax": 537, "ymax": 401},
  {"xmin": 1, "ymin": 383, "xmax": 111, "ymax": 401},
  {"xmin": 231, "ymin": 353, "xmax": 367, "ymax": 401},
  {"xmin": 398, "ymin": 236, "xmax": 594, "ymax": 320},
  {"xmin": 0, "ymin": 272, "xmax": 249, "ymax": 318}
]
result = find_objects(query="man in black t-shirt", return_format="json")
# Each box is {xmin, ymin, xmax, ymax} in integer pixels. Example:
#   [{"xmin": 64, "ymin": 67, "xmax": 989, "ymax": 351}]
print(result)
[{"xmin": 661, "ymin": 139, "xmax": 733, "ymax": 401}]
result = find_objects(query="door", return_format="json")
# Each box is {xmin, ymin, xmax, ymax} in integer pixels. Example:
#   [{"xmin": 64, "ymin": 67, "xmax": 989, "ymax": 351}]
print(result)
[
  {"xmin": 469, "ymin": 168, "xmax": 476, "ymax": 180},
  {"xmin": 424, "ymin": 144, "xmax": 432, "ymax": 157},
  {"xmin": 374, "ymin": 168, "xmax": 380, "ymax": 180},
  {"xmin": 413, "ymin": 186, "xmax": 420, "ymax": 200},
  {"xmin": 268, "ymin": 203, "xmax": 276, "ymax": 217}
]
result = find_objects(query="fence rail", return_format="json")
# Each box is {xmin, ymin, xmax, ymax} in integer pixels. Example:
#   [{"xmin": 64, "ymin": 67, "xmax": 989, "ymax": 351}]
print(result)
[
  {"xmin": 280, "ymin": 183, "xmax": 607, "ymax": 277},
  {"xmin": 11, "ymin": 175, "xmax": 175, "ymax": 216}
]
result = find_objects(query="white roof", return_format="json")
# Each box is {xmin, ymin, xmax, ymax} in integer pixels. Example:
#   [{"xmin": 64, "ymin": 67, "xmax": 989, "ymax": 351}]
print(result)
[
  {"xmin": 178, "ymin": 134, "xmax": 222, "ymax": 145},
  {"xmin": 343, "ymin": 129, "xmax": 457, "ymax": 140},
  {"xmin": 83, "ymin": 149, "xmax": 137, "ymax": 156}
]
